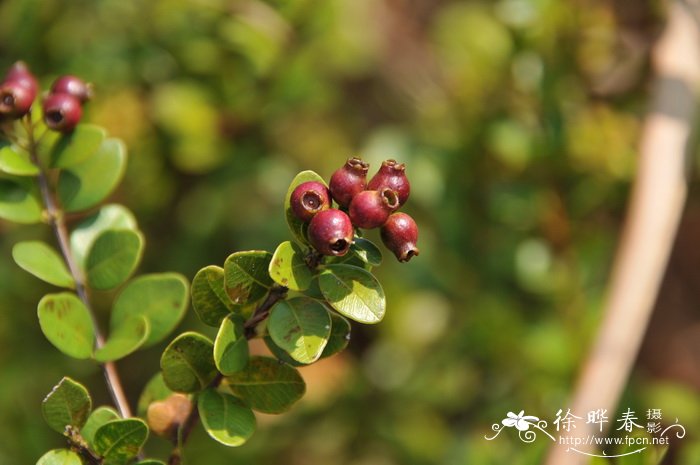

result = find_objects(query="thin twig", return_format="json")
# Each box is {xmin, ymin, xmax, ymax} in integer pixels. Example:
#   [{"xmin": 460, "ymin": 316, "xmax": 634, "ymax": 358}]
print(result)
[
  {"xmin": 25, "ymin": 114, "xmax": 133, "ymax": 419},
  {"xmin": 545, "ymin": 1, "xmax": 700, "ymax": 463}
]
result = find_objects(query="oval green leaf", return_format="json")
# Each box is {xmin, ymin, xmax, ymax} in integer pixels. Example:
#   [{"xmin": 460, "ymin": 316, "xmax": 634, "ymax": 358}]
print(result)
[
  {"xmin": 49, "ymin": 124, "xmax": 106, "ymax": 168},
  {"xmin": 85, "ymin": 229, "xmax": 144, "ymax": 290},
  {"xmin": 318, "ymin": 264, "xmax": 386, "ymax": 324},
  {"xmin": 192, "ymin": 265, "xmax": 235, "ymax": 327},
  {"xmin": 94, "ymin": 316, "xmax": 149, "ymax": 362},
  {"xmin": 284, "ymin": 170, "xmax": 326, "ymax": 245},
  {"xmin": 268, "ymin": 297, "xmax": 331, "ymax": 364},
  {"xmin": 0, "ymin": 143, "xmax": 38, "ymax": 175},
  {"xmin": 58, "ymin": 138, "xmax": 127, "ymax": 212},
  {"xmin": 0, "ymin": 177, "xmax": 42, "ymax": 224},
  {"xmin": 320, "ymin": 312, "xmax": 351, "ymax": 359},
  {"xmin": 42, "ymin": 377, "xmax": 92, "ymax": 434},
  {"xmin": 351, "ymin": 238, "xmax": 383, "ymax": 266},
  {"xmin": 225, "ymin": 356, "xmax": 305, "ymax": 414},
  {"xmin": 93, "ymin": 418, "xmax": 148, "ymax": 465},
  {"xmin": 214, "ymin": 315, "xmax": 249, "ymax": 375},
  {"xmin": 36, "ymin": 449, "xmax": 82, "ymax": 465},
  {"xmin": 263, "ymin": 336, "xmax": 305, "ymax": 367},
  {"xmin": 70, "ymin": 204, "xmax": 138, "ymax": 270},
  {"xmin": 37, "ymin": 293, "xmax": 95, "ymax": 359},
  {"xmin": 198, "ymin": 389, "xmax": 256, "ymax": 447},
  {"xmin": 161, "ymin": 332, "xmax": 217, "ymax": 393},
  {"xmin": 224, "ymin": 250, "xmax": 273, "ymax": 305},
  {"xmin": 137, "ymin": 373, "xmax": 173, "ymax": 417},
  {"xmin": 81, "ymin": 406, "xmax": 120, "ymax": 448},
  {"xmin": 110, "ymin": 273, "xmax": 189, "ymax": 347},
  {"xmin": 12, "ymin": 241, "xmax": 75, "ymax": 288},
  {"xmin": 269, "ymin": 241, "xmax": 312, "ymax": 291}
]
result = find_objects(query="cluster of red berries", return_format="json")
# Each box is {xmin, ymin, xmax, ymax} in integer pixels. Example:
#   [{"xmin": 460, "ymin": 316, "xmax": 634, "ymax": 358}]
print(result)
[
  {"xmin": 291, "ymin": 157, "xmax": 419, "ymax": 262},
  {"xmin": 0, "ymin": 61, "xmax": 91, "ymax": 133}
]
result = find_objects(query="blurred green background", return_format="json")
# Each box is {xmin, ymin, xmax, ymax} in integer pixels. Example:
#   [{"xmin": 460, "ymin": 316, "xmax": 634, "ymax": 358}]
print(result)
[{"xmin": 2, "ymin": 0, "xmax": 699, "ymax": 464}]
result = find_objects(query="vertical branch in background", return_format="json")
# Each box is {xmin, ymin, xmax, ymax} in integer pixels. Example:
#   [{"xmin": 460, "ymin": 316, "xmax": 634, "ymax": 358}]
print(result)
[{"xmin": 545, "ymin": 1, "xmax": 700, "ymax": 463}]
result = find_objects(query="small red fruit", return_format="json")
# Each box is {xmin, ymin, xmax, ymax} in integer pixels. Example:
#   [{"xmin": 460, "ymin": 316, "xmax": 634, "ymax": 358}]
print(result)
[
  {"xmin": 308, "ymin": 209, "xmax": 354, "ymax": 256},
  {"xmin": 50, "ymin": 75, "xmax": 92, "ymax": 103},
  {"xmin": 43, "ymin": 93, "xmax": 82, "ymax": 133},
  {"xmin": 329, "ymin": 157, "xmax": 369, "ymax": 208},
  {"xmin": 4, "ymin": 61, "xmax": 39, "ymax": 96},
  {"xmin": 290, "ymin": 181, "xmax": 331, "ymax": 222},
  {"xmin": 367, "ymin": 159, "xmax": 410, "ymax": 206},
  {"xmin": 381, "ymin": 212, "xmax": 419, "ymax": 262},
  {"xmin": 0, "ymin": 81, "xmax": 35, "ymax": 117},
  {"xmin": 348, "ymin": 188, "xmax": 399, "ymax": 229}
]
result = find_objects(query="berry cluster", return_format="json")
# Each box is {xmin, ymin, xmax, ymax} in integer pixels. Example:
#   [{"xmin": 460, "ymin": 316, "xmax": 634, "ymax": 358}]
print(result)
[
  {"xmin": 0, "ymin": 61, "xmax": 91, "ymax": 133},
  {"xmin": 291, "ymin": 157, "xmax": 419, "ymax": 262}
]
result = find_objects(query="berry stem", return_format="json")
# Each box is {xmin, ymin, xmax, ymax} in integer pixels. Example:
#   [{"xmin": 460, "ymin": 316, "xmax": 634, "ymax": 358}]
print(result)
[{"xmin": 24, "ymin": 114, "xmax": 133, "ymax": 419}]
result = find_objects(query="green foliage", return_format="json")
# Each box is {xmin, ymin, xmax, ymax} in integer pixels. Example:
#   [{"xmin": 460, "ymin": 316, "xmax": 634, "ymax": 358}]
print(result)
[
  {"xmin": 37, "ymin": 293, "xmax": 95, "ymax": 359},
  {"xmin": 70, "ymin": 204, "xmax": 138, "ymax": 269},
  {"xmin": 320, "ymin": 312, "xmax": 351, "ymax": 359},
  {"xmin": 224, "ymin": 250, "xmax": 273, "ymax": 305},
  {"xmin": 12, "ymin": 241, "xmax": 75, "ymax": 289},
  {"xmin": 160, "ymin": 332, "xmax": 217, "ymax": 393},
  {"xmin": 269, "ymin": 241, "xmax": 313, "ymax": 291},
  {"xmin": 0, "ymin": 177, "xmax": 42, "ymax": 223},
  {"xmin": 191, "ymin": 265, "xmax": 233, "ymax": 327},
  {"xmin": 41, "ymin": 377, "xmax": 91, "ymax": 434},
  {"xmin": 319, "ymin": 264, "xmax": 386, "ymax": 324},
  {"xmin": 213, "ymin": 315, "xmax": 249, "ymax": 375},
  {"xmin": 81, "ymin": 407, "xmax": 120, "ymax": 448},
  {"xmin": 268, "ymin": 297, "xmax": 331, "ymax": 364},
  {"xmin": 197, "ymin": 389, "xmax": 256, "ymax": 447},
  {"xmin": 48, "ymin": 125, "xmax": 105, "ymax": 169},
  {"xmin": 225, "ymin": 356, "xmax": 305, "ymax": 414},
  {"xmin": 85, "ymin": 229, "xmax": 144, "ymax": 290},
  {"xmin": 350, "ymin": 238, "xmax": 383, "ymax": 267},
  {"xmin": 94, "ymin": 315, "xmax": 149, "ymax": 362},
  {"xmin": 0, "ymin": 143, "xmax": 38, "ymax": 175},
  {"xmin": 36, "ymin": 449, "xmax": 82, "ymax": 465},
  {"xmin": 93, "ymin": 418, "xmax": 148, "ymax": 465}
]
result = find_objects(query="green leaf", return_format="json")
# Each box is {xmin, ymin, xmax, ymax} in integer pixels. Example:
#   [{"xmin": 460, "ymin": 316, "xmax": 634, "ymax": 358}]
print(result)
[
  {"xmin": 70, "ymin": 204, "xmax": 138, "ymax": 269},
  {"xmin": 224, "ymin": 250, "xmax": 273, "ymax": 305},
  {"xmin": 318, "ymin": 265, "xmax": 386, "ymax": 324},
  {"xmin": 192, "ymin": 265, "xmax": 235, "ymax": 326},
  {"xmin": 214, "ymin": 315, "xmax": 249, "ymax": 375},
  {"xmin": 37, "ymin": 293, "xmax": 95, "ymax": 359},
  {"xmin": 12, "ymin": 241, "xmax": 75, "ymax": 288},
  {"xmin": 49, "ymin": 124, "xmax": 106, "ymax": 168},
  {"xmin": 0, "ymin": 177, "xmax": 42, "ymax": 224},
  {"xmin": 111, "ymin": 273, "xmax": 189, "ymax": 347},
  {"xmin": 85, "ymin": 229, "xmax": 144, "ymax": 290},
  {"xmin": 198, "ymin": 389, "xmax": 256, "ymax": 447},
  {"xmin": 351, "ymin": 238, "xmax": 383, "ymax": 266},
  {"xmin": 81, "ymin": 406, "xmax": 120, "ymax": 448},
  {"xmin": 58, "ymin": 138, "xmax": 127, "ymax": 212},
  {"xmin": 161, "ymin": 332, "xmax": 217, "ymax": 393},
  {"xmin": 41, "ymin": 377, "xmax": 92, "ymax": 434},
  {"xmin": 94, "ymin": 316, "xmax": 149, "ymax": 362},
  {"xmin": 225, "ymin": 356, "xmax": 305, "ymax": 414},
  {"xmin": 0, "ymin": 143, "xmax": 38, "ymax": 175},
  {"xmin": 268, "ymin": 297, "xmax": 331, "ymax": 364},
  {"xmin": 36, "ymin": 449, "xmax": 82, "ymax": 465},
  {"xmin": 263, "ymin": 336, "xmax": 305, "ymax": 367},
  {"xmin": 269, "ymin": 241, "xmax": 313, "ymax": 291},
  {"xmin": 137, "ymin": 373, "xmax": 173, "ymax": 417},
  {"xmin": 320, "ymin": 312, "xmax": 351, "ymax": 359},
  {"xmin": 285, "ymin": 170, "xmax": 326, "ymax": 245},
  {"xmin": 93, "ymin": 418, "xmax": 148, "ymax": 465},
  {"xmin": 135, "ymin": 461, "xmax": 167, "ymax": 465}
]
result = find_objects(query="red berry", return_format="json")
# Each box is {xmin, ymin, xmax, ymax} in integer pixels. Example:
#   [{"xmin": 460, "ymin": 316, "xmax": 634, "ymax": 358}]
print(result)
[
  {"xmin": 329, "ymin": 157, "xmax": 369, "ymax": 208},
  {"xmin": 0, "ymin": 81, "xmax": 35, "ymax": 117},
  {"xmin": 4, "ymin": 61, "xmax": 39, "ymax": 96},
  {"xmin": 381, "ymin": 212, "xmax": 419, "ymax": 262},
  {"xmin": 43, "ymin": 93, "xmax": 82, "ymax": 133},
  {"xmin": 308, "ymin": 209, "xmax": 354, "ymax": 256},
  {"xmin": 348, "ymin": 188, "xmax": 399, "ymax": 229},
  {"xmin": 290, "ymin": 181, "xmax": 331, "ymax": 222},
  {"xmin": 50, "ymin": 75, "xmax": 92, "ymax": 103},
  {"xmin": 367, "ymin": 159, "xmax": 410, "ymax": 206}
]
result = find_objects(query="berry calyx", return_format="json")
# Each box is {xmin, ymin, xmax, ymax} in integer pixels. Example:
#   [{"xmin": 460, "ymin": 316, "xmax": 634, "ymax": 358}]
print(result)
[
  {"xmin": 0, "ymin": 81, "xmax": 35, "ymax": 117},
  {"xmin": 290, "ymin": 181, "xmax": 331, "ymax": 222},
  {"xmin": 308, "ymin": 209, "xmax": 354, "ymax": 256},
  {"xmin": 4, "ymin": 61, "xmax": 39, "ymax": 96},
  {"xmin": 329, "ymin": 157, "xmax": 369, "ymax": 208},
  {"xmin": 367, "ymin": 159, "xmax": 411, "ymax": 206},
  {"xmin": 50, "ymin": 75, "xmax": 92, "ymax": 103},
  {"xmin": 43, "ymin": 93, "xmax": 82, "ymax": 133},
  {"xmin": 380, "ymin": 212, "xmax": 419, "ymax": 262},
  {"xmin": 348, "ymin": 188, "xmax": 399, "ymax": 229}
]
